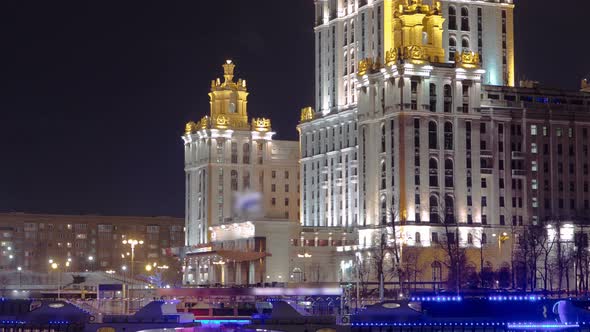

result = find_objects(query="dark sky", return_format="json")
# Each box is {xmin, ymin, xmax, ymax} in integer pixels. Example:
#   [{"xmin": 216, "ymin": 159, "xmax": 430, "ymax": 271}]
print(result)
[{"xmin": 0, "ymin": 1, "xmax": 588, "ymax": 218}]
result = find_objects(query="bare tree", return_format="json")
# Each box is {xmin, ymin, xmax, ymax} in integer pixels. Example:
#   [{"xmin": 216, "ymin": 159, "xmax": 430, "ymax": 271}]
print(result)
[
  {"xmin": 574, "ymin": 229, "xmax": 589, "ymax": 294},
  {"xmin": 436, "ymin": 198, "xmax": 465, "ymax": 294},
  {"xmin": 518, "ymin": 222, "xmax": 546, "ymax": 291}
]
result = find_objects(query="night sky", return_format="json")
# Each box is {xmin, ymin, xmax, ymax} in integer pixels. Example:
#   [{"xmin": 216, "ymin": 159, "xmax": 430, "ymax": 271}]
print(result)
[{"xmin": 0, "ymin": 1, "xmax": 588, "ymax": 217}]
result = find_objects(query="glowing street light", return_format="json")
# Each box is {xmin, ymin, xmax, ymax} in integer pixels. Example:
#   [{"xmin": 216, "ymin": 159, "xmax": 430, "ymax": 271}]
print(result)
[
  {"xmin": 50, "ymin": 262, "xmax": 60, "ymax": 299},
  {"xmin": 122, "ymin": 238, "xmax": 143, "ymax": 280},
  {"xmin": 17, "ymin": 266, "xmax": 22, "ymax": 288},
  {"xmin": 145, "ymin": 264, "xmax": 152, "ymax": 272}
]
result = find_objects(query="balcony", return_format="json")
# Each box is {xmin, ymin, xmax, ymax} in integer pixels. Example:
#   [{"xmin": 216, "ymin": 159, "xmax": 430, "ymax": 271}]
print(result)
[
  {"xmin": 511, "ymin": 151, "xmax": 525, "ymax": 159},
  {"xmin": 321, "ymin": 181, "xmax": 329, "ymax": 189},
  {"xmin": 321, "ymin": 166, "xmax": 329, "ymax": 174},
  {"xmin": 512, "ymin": 169, "xmax": 527, "ymax": 177},
  {"xmin": 335, "ymin": 178, "xmax": 344, "ymax": 187},
  {"xmin": 481, "ymin": 168, "xmax": 493, "ymax": 175},
  {"xmin": 480, "ymin": 150, "xmax": 493, "ymax": 158},
  {"xmin": 350, "ymin": 175, "xmax": 359, "ymax": 183}
]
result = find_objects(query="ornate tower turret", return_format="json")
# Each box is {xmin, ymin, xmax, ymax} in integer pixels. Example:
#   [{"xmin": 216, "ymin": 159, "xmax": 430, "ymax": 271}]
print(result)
[{"xmin": 207, "ymin": 60, "xmax": 250, "ymax": 130}]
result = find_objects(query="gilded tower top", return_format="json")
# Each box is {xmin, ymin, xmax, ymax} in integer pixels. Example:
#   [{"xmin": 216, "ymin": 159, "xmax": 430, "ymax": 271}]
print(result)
[
  {"xmin": 184, "ymin": 60, "xmax": 274, "ymax": 135},
  {"xmin": 211, "ymin": 59, "xmax": 247, "ymax": 91},
  {"xmin": 358, "ymin": 0, "xmax": 445, "ymax": 75},
  {"xmin": 222, "ymin": 59, "xmax": 236, "ymax": 84}
]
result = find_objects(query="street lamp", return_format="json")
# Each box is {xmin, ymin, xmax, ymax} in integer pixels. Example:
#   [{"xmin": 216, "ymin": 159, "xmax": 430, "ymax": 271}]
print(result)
[
  {"xmin": 17, "ymin": 266, "xmax": 22, "ymax": 289},
  {"xmin": 87, "ymin": 255, "xmax": 94, "ymax": 271},
  {"xmin": 122, "ymin": 239, "xmax": 143, "ymax": 282},
  {"xmin": 51, "ymin": 262, "xmax": 60, "ymax": 299}
]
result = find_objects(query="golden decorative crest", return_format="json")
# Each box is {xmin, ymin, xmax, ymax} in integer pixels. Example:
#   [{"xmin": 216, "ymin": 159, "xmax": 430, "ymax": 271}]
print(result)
[
  {"xmin": 222, "ymin": 59, "xmax": 236, "ymax": 84},
  {"xmin": 455, "ymin": 51, "xmax": 481, "ymax": 69},
  {"xmin": 185, "ymin": 121, "xmax": 197, "ymax": 134},
  {"xmin": 300, "ymin": 107, "xmax": 314, "ymax": 123},
  {"xmin": 215, "ymin": 115, "xmax": 230, "ymax": 129},
  {"xmin": 357, "ymin": 58, "xmax": 382, "ymax": 76},
  {"xmin": 402, "ymin": 45, "xmax": 428, "ymax": 64},
  {"xmin": 385, "ymin": 48, "xmax": 399, "ymax": 66},
  {"xmin": 199, "ymin": 116, "xmax": 209, "ymax": 129},
  {"xmin": 252, "ymin": 118, "xmax": 271, "ymax": 132},
  {"xmin": 357, "ymin": 58, "xmax": 371, "ymax": 76}
]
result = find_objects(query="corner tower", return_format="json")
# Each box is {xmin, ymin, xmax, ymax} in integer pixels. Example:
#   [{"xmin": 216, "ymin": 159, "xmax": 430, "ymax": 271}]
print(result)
[{"xmin": 182, "ymin": 60, "xmax": 299, "ymax": 251}]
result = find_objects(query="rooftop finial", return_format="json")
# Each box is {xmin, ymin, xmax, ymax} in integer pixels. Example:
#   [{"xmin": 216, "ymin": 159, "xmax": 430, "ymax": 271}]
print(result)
[{"xmin": 222, "ymin": 59, "xmax": 236, "ymax": 84}]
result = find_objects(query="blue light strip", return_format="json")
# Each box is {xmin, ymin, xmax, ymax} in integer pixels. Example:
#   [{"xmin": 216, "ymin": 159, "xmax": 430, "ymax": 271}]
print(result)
[
  {"xmin": 194, "ymin": 319, "xmax": 251, "ymax": 325},
  {"xmin": 409, "ymin": 296, "xmax": 462, "ymax": 302},
  {"xmin": 408, "ymin": 295, "xmax": 545, "ymax": 302},
  {"xmin": 0, "ymin": 321, "xmax": 25, "ymax": 324},
  {"xmin": 507, "ymin": 323, "xmax": 579, "ymax": 329},
  {"xmin": 351, "ymin": 322, "xmax": 508, "ymax": 327},
  {"xmin": 489, "ymin": 295, "xmax": 543, "ymax": 301}
]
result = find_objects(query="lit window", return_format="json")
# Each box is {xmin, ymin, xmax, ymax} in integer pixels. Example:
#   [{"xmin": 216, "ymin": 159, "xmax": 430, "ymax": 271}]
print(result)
[
  {"xmin": 530, "ymin": 125, "xmax": 537, "ymax": 136},
  {"xmin": 532, "ymin": 197, "xmax": 538, "ymax": 208},
  {"xmin": 531, "ymin": 179, "xmax": 538, "ymax": 190},
  {"xmin": 531, "ymin": 143, "xmax": 537, "ymax": 154},
  {"xmin": 531, "ymin": 160, "xmax": 538, "ymax": 172},
  {"xmin": 557, "ymin": 128, "xmax": 563, "ymax": 137}
]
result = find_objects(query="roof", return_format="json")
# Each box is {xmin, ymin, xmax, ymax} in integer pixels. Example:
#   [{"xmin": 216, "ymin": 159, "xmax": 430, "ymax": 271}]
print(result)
[{"xmin": 187, "ymin": 249, "xmax": 270, "ymax": 262}]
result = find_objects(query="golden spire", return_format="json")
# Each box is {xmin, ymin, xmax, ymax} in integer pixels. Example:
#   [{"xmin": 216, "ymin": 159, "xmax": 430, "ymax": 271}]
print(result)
[{"xmin": 222, "ymin": 59, "xmax": 236, "ymax": 84}]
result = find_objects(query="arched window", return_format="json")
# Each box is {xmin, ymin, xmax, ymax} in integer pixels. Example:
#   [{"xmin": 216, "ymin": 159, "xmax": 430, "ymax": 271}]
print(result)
[
  {"xmin": 381, "ymin": 124, "xmax": 386, "ymax": 152},
  {"xmin": 444, "ymin": 194, "xmax": 455, "ymax": 223},
  {"xmin": 343, "ymin": 23, "xmax": 348, "ymax": 46},
  {"xmin": 231, "ymin": 142, "xmax": 238, "ymax": 163},
  {"xmin": 344, "ymin": 52, "xmax": 348, "ymax": 75},
  {"xmin": 432, "ymin": 261, "xmax": 442, "ymax": 282},
  {"xmin": 243, "ymin": 143, "xmax": 250, "ymax": 164},
  {"xmin": 429, "ymin": 195, "xmax": 439, "ymax": 223},
  {"xmin": 344, "ymin": 82, "xmax": 348, "ymax": 104},
  {"xmin": 381, "ymin": 198, "xmax": 387, "ymax": 225},
  {"xmin": 380, "ymin": 162, "xmax": 387, "ymax": 190},
  {"xmin": 243, "ymin": 170, "xmax": 250, "ymax": 189},
  {"xmin": 444, "ymin": 84, "xmax": 452, "ymax": 113},
  {"xmin": 415, "ymin": 232, "xmax": 421, "ymax": 244},
  {"xmin": 429, "ymin": 83, "xmax": 437, "ymax": 112},
  {"xmin": 482, "ymin": 233, "xmax": 487, "ymax": 245},
  {"xmin": 429, "ymin": 158, "xmax": 439, "ymax": 187},
  {"xmin": 444, "ymin": 122, "xmax": 453, "ymax": 150},
  {"xmin": 462, "ymin": 37, "xmax": 470, "ymax": 50},
  {"xmin": 231, "ymin": 170, "xmax": 238, "ymax": 191},
  {"xmin": 467, "ymin": 233, "xmax": 473, "ymax": 245},
  {"xmin": 461, "ymin": 7, "xmax": 470, "ymax": 31},
  {"xmin": 445, "ymin": 159, "xmax": 454, "ymax": 188},
  {"xmin": 429, "ymin": 121, "xmax": 438, "ymax": 149},
  {"xmin": 448, "ymin": 6, "xmax": 457, "ymax": 30},
  {"xmin": 449, "ymin": 37, "xmax": 457, "ymax": 61}
]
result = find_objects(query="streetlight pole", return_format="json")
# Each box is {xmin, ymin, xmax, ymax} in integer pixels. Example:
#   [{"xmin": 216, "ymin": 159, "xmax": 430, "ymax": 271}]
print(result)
[
  {"xmin": 17, "ymin": 266, "xmax": 22, "ymax": 289},
  {"xmin": 122, "ymin": 238, "xmax": 143, "ymax": 314},
  {"xmin": 51, "ymin": 262, "xmax": 60, "ymax": 299},
  {"xmin": 88, "ymin": 256, "xmax": 94, "ymax": 271}
]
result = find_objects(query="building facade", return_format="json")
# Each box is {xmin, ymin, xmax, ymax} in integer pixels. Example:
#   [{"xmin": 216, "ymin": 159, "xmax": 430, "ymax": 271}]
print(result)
[
  {"xmin": 0, "ymin": 213, "xmax": 184, "ymax": 273},
  {"xmin": 182, "ymin": 61, "xmax": 300, "ymax": 285},
  {"xmin": 299, "ymin": 0, "xmax": 590, "ymax": 287}
]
